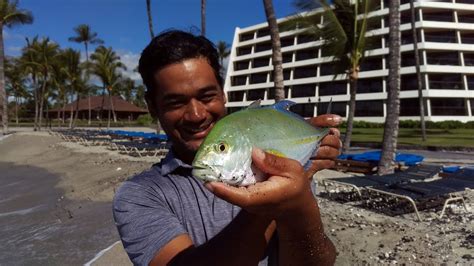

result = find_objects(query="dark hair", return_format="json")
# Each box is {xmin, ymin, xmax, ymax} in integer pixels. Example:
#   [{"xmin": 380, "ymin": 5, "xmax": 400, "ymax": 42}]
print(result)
[{"xmin": 138, "ymin": 30, "xmax": 223, "ymax": 95}]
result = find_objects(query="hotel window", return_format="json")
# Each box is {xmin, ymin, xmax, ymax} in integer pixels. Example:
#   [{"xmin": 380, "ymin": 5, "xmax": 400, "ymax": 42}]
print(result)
[
  {"xmin": 360, "ymin": 57, "xmax": 383, "ymax": 71},
  {"xmin": 458, "ymin": 11, "xmax": 474, "ymax": 23},
  {"xmin": 424, "ymin": 30, "xmax": 457, "ymax": 43},
  {"xmin": 231, "ymin": 75, "xmax": 247, "ymax": 86},
  {"xmin": 239, "ymin": 32, "xmax": 254, "ymax": 42},
  {"xmin": 227, "ymin": 107, "xmax": 243, "ymax": 114},
  {"xmin": 423, "ymin": 10, "xmax": 454, "ymax": 23},
  {"xmin": 253, "ymin": 57, "xmax": 270, "ymax": 68},
  {"xmin": 366, "ymin": 16, "xmax": 382, "ymax": 31},
  {"xmin": 255, "ymin": 42, "xmax": 272, "ymax": 53},
  {"xmin": 401, "ymin": 74, "xmax": 418, "ymax": 91},
  {"xmin": 355, "ymin": 100, "xmax": 384, "ymax": 117},
  {"xmin": 429, "ymin": 74, "xmax": 464, "ymax": 90},
  {"xmin": 461, "ymin": 32, "xmax": 474, "ymax": 44},
  {"xmin": 228, "ymin": 91, "xmax": 245, "ymax": 102},
  {"xmin": 401, "ymin": 30, "xmax": 421, "ymax": 45},
  {"xmin": 295, "ymin": 48, "xmax": 318, "ymax": 61},
  {"xmin": 431, "ymin": 98, "xmax": 467, "ymax": 116},
  {"xmin": 401, "ymin": 51, "xmax": 421, "ymax": 67},
  {"xmin": 234, "ymin": 60, "xmax": 250, "ymax": 71},
  {"xmin": 464, "ymin": 53, "xmax": 474, "ymax": 67},
  {"xmin": 281, "ymin": 37, "xmax": 295, "ymax": 47},
  {"xmin": 297, "ymin": 34, "xmax": 315, "ymax": 44},
  {"xmin": 317, "ymin": 101, "xmax": 347, "ymax": 117},
  {"xmin": 247, "ymin": 89, "xmax": 266, "ymax": 101},
  {"xmin": 467, "ymin": 75, "xmax": 474, "ymax": 90},
  {"xmin": 282, "ymin": 52, "xmax": 293, "ymax": 63},
  {"xmin": 400, "ymin": 98, "xmax": 428, "ymax": 116},
  {"xmin": 366, "ymin": 36, "xmax": 383, "ymax": 50},
  {"xmin": 293, "ymin": 66, "xmax": 317, "ymax": 79},
  {"xmin": 290, "ymin": 103, "xmax": 314, "ymax": 118},
  {"xmin": 292, "ymin": 84, "xmax": 316, "ymax": 98},
  {"xmin": 237, "ymin": 46, "xmax": 252, "ymax": 56},
  {"xmin": 256, "ymin": 28, "xmax": 269, "ymax": 38},
  {"xmin": 319, "ymin": 81, "xmax": 347, "ymax": 96},
  {"xmin": 357, "ymin": 78, "xmax": 383, "ymax": 94},
  {"xmin": 426, "ymin": 51, "xmax": 460, "ymax": 66},
  {"xmin": 249, "ymin": 73, "xmax": 267, "ymax": 84}
]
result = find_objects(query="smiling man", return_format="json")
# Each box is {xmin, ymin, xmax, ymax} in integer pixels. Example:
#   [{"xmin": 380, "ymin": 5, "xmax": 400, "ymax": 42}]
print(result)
[{"xmin": 113, "ymin": 30, "xmax": 341, "ymax": 266}]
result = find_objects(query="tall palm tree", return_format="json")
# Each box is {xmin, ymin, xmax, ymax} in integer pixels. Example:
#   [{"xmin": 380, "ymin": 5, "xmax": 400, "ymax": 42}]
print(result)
[
  {"xmin": 216, "ymin": 41, "xmax": 230, "ymax": 73},
  {"xmin": 410, "ymin": 0, "xmax": 426, "ymax": 141},
  {"xmin": 146, "ymin": 0, "xmax": 154, "ymax": 39},
  {"xmin": 201, "ymin": 0, "xmax": 206, "ymax": 36},
  {"xmin": 60, "ymin": 48, "xmax": 82, "ymax": 128},
  {"xmin": 21, "ymin": 36, "xmax": 40, "ymax": 130},
  {"xmin": 69, "ymin": 24, "xmax": 104, "ymax": 125},
  {"xmin": 5, "ymin": 57, "xmax": 27, "ymax": 124},
  {"xmin": 378, "ymin": 0, "xmax": 401, "ymax": 175},
  {"xmin": 263, "ymin": 0, "xmax": 284, "ymax": 102},
  {"xmin": 0, "ymin": 0, "xmax": 33, "ymax": 135},
  {"xmin": 292, "ymin": 0, "xmax": 376, "ymax": 152},
  {"xmin": 90, "ymin": 46, "xmax": 126, "ymax": 128},
  {"xmin": 23, "ymin": 37, "xmax": 59, "ymax": 130}
]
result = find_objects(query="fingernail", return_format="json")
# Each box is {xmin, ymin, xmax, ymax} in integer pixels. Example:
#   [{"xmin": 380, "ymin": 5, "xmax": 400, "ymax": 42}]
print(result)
[
  {"xmin": 253, "ymin": 148, "xmax": 265, "ymax": 161},
  {"xmin": 204, "ymin": 182, "xmax": 214, "ymax": 192}
]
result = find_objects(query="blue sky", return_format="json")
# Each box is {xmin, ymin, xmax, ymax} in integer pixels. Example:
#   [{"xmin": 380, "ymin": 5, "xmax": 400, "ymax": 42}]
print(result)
[{"xmin": 4, "ymin": 0, "xmax": 300, "ymax": 80}]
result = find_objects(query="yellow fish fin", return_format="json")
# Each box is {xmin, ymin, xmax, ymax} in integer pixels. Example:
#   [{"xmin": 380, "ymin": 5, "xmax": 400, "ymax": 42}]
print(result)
[{"xmin": 265, "ymin": 149, "xmax": 286, "ymax": 158}]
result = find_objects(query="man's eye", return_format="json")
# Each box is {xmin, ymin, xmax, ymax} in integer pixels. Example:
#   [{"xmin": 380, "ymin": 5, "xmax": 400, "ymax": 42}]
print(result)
[
  {"xmin": 167, "ymin": 101, "xmax": 185, "ymax": 108},
  {"xmin": 200, "ymin": 94, "xmax": 216, "ymax": 102}
]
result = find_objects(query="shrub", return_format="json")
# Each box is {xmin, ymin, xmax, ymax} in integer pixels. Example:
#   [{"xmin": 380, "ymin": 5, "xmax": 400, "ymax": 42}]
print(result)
[{"xmin": 136, "ymin": 114, "xmax": 154, "ymax": 126}]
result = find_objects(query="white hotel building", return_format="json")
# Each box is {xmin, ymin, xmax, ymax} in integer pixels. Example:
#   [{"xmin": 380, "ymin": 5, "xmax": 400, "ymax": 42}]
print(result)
[{"xmin": 223, "ymin": 0, "xmax": 474, "ymax": 122}]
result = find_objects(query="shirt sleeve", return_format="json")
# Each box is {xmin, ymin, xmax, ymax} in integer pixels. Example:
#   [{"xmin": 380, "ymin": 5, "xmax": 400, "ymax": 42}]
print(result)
[{"xmin": 113, "ymin": 180, "xmax": 188, "ymax": 266}]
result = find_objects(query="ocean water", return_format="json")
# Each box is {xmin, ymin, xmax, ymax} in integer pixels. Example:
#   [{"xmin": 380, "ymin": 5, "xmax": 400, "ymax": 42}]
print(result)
[{"xmin": 0, "ymin": 162, "xmax": 119, "ymax": 265}]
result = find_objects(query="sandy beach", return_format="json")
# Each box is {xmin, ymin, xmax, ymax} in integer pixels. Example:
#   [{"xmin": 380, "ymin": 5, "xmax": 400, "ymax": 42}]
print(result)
[{"xmin": 0, "ymin": 131, "xmax": 473, "ymax": 265}]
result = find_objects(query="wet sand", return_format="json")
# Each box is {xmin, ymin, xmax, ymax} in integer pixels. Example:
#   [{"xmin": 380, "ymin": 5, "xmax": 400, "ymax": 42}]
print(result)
[{"xmin": 0, "ymin": 132, "xmax": 151, "ymax": 265}]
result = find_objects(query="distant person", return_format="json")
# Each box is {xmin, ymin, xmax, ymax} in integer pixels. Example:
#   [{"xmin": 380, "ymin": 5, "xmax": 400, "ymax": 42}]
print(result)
[{"xmin": 113, "ymin": 30, "xmax": 341, "ymax": 265}]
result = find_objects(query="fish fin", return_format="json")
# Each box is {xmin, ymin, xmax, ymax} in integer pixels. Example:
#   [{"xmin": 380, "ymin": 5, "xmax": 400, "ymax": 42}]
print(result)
[
  {"xmin": 247, "ymin": 99, "xmax": 262, "ymax": 109},
  {"xmin": 265, "ymin": 149, "xmax": 286, "ymax": 158},
  {"xmin": 272, "ymin": 100, "xmax": 296, "ymax": 111}
]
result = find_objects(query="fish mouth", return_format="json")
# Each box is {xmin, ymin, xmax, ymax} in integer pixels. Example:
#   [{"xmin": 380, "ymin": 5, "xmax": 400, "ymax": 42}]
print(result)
[{"xmin": 192, "ymin": 163, "xmax": 220, "ymax": 182}]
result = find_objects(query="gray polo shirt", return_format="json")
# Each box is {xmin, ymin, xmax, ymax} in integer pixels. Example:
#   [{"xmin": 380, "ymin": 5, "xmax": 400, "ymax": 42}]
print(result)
[{"xmin": 113, "ymin": 151, "xmax": 277, "ymax": 265}]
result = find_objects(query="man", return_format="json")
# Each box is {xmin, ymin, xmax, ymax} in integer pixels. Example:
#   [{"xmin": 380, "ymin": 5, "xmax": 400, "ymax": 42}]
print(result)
[{"xmin": 113, "ymin": 30, "xmax": 342, "ymax": 266}]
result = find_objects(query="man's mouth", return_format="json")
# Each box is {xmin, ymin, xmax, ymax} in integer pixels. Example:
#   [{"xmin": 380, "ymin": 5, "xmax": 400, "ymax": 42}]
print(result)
[{"xmin": 182, "ymin": 122, "xmax": 214, "ymax": 140}]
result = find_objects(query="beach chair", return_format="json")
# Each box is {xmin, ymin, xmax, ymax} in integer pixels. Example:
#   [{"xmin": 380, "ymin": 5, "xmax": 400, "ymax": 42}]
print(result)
[{"xmin": 366, "ymin": 178, "xmax": 470, "ymax": 221}]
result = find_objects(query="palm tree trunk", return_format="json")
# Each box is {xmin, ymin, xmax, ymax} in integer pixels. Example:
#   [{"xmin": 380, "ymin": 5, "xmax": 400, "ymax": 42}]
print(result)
[
  {"xmin": 15, "ymin": 96, "xmax": 18, "ymax": 125},
  {"xmin": 107, "ymin": 93, "xmax": 112, "ymax": 129},
  {"xmin": 201, "ymin": 0, "xmax": 206, "ymax": 36},
  {"xmin": 111, "ymin": 97, "xmax": 117, "ymax": 123},
  {"xmin": 378, "ymin": 0, "xmax": 401, "ymax": 175},
  {"xmin": 410, "ymin": 0, "xmax": 426, "ymax": 141},
  {"xmin": 62, "ymin": 93, "xmax": 66, "ymax": 125},
  {"xmin": 85, "ymin": 43, "xmax": 92, "ymax": 126},
  {"xmin": 73, "ymin": 92, "xmax": 80, "ymax": 128},
  {"xmin": 34, "ymin": 83, "xmax": 39, "ymax": 131},
  {"xmin": 343, "ymin": 75, "xmax": 358, "ymax": 153},
  {"xmin": 0, "ymin": 25, "xmax": 8, "ymax": 135},
  {"xmin": 99, "ymin": 85, "xmax": 106, "ymax": 129},
  {"xmin": 263, "ymin": 0, "xmax": 284, "ymax": 102},
  {"xmin": 38, "ymin": 79, "xmax": 47, "ymax": 131},
  {"xmin": 146, "ymin": 0, "xmax": 155, "ymax": 39},
  {"xmin": 69, "ymin": 94, "xmax": 74, "ymax": 129}
]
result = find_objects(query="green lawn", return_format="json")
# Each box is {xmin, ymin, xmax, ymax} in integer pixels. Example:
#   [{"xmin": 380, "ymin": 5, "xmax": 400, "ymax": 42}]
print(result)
[{"xmin": 341, "ymin": 128, "xmax": 474, "ymax": 148}]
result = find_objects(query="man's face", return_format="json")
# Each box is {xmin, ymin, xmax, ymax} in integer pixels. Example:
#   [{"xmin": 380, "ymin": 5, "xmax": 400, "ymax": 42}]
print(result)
[{"xmin": 148, "ymin": 57, "xmax": 226, "ymax": 158}]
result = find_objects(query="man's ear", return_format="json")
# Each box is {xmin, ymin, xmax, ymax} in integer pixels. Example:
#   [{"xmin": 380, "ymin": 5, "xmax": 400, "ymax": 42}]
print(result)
[{"xmin": 145, "ymin": 92, "xmax": 158, "ymax": 119}]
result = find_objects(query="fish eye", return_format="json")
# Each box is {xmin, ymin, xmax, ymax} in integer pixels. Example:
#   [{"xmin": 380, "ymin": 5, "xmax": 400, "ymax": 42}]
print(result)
[{"xmin": 215, "ymin": 142, "xmax": 228, "ymax": 153}]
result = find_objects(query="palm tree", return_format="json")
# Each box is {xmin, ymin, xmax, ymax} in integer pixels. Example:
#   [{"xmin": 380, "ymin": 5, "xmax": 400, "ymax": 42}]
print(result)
[
  {"xmin": 134, "ymin": 84, "xmax": 147, "ymax": 108},
  {"xmin": 5, "ymin": 57, "xmax": 28, "ymax": 124},
  {"xmin": 263, "ymin": 0, "xmax": 284, "ymax": 102},
  {"xmin": 146, "ymin": 0, "xmax": 154, "ymax": 39},
  {"xmin": 20, "ymin": 36, "xmax": 40, "ymax": 130},
  {"xmin": 216, "ymin": 41, "xmax": 230, "ymax": 74},
  {"xmin": 69, "ymin": 24, "xmax": 104, "ymax": 125},
  {"xmin": 23, "ymin": 37, "xmax": 59, "ymax": 130},
  {"xmin": 201, "ymin": 0, "xmax": 206, "ymax": 36},
  {"xmin": 378, "ymin": 0, "xmax": 401, "ymax": 175},
  {"xmin": 0, "ymin": 0, "xmax": 33, "ymax": 135},
  {"xmin": 90, "ymin": 46, "xmax": 126, "ymax": 128},
  {"xmin": 410, "ymin": 0, "xmax": 426, "ymax": 141},
  {"xmin": 59, "ymin": 48, "xmax": 83, "ymax": 128},
  {"xmin": 292, "ymin": 0, "xmax": 376, "ymax": 152}
]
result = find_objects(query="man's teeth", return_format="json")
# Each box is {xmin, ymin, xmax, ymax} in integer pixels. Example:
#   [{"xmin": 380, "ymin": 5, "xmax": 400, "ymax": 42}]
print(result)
[{"xmin": 186, "ymin": 124, "xmax": 210, "ymax": 133}]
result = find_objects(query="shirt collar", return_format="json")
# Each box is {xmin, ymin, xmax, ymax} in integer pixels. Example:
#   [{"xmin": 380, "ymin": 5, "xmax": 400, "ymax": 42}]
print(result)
[{"xmin": 159, "ymin": 148, "xmax": 193, "ymax": 176}]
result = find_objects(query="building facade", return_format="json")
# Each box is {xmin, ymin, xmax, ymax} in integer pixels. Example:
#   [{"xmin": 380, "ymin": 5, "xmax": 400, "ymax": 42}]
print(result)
[{"xmin": 224, "ymin": 0, "xmax": 474, "ymax": 122}]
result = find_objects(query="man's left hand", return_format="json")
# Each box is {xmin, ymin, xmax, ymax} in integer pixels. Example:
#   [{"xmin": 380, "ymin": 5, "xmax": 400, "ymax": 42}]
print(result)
[{"xmin": 305, "ymin": 114, "xmax": 342, "ymax": 178}]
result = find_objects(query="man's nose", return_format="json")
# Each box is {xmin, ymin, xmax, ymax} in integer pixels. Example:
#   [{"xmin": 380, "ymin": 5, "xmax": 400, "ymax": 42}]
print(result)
[{"xmin": 184, "ymin": 99, "xmax": 207, "ymax": 123}]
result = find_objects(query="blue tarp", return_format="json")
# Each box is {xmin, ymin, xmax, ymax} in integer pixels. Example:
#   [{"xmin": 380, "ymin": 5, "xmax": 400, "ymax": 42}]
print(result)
[
  {"xmin": 104, "ymin": 130, "xmax": 168, "ymax": 141},
  {"xmin": 338, "ymin": 150, "xmax": 424, "ymax": 166}
]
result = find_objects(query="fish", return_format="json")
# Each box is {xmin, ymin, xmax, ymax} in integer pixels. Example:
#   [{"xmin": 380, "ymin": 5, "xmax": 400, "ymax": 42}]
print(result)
[{"xmin": 191, "ymin": 100, "xmax": 329, "ymax": 186}]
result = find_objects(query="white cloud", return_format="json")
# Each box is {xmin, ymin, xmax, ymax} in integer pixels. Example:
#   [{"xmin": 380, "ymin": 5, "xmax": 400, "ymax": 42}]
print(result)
[
  {"xmin": 116, "ymin": 49, "xmax": 142, "ymax": 82},
  {"xmin": 3, "ymin": 30, "xmax": 24, "ymax": 41}
]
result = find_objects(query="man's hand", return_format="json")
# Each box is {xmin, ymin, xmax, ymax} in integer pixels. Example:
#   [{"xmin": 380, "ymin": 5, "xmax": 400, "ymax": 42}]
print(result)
[
  {"xmin": 306, "ymin": 114, "xmax": 342, "ymax": 178},
  {"xmin": 205, "ymin": 148, "xmax": 312, "ymax": 218}
]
